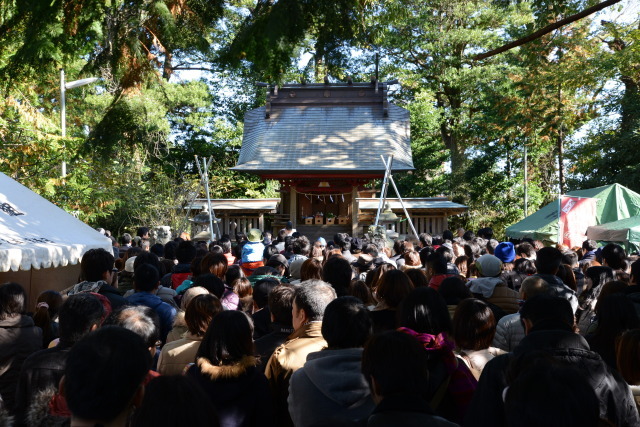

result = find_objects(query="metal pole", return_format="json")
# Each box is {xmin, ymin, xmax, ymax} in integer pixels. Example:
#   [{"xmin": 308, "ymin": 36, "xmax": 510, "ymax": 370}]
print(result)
[
  {"xmin": 381, "ymin": 156, "xmax": 418, "ymax": 237},
  {"xmin": 374, "ymin": 155, "xmax": 393, "ymax": 227},
  {"xmin": 60, "ymin": 68, "xmax": 66, "ymax": 178},
  {"xmin": 524, "ymin": 143, "xmax": 528, "ymax": 216}
]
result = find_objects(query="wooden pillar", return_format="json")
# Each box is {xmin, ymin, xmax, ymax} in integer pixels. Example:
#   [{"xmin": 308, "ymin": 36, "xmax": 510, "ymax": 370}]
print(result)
[
  {"xmin": 351, "ymin": 186, "xmax": 359, "ymax": 237},
  {"xmin": 290, "ymin": 187, "xmax": 297, "ymax": 228},
  {"xmin": 258, "ymin": 213, "xmax": 264, "ymax": 231}
]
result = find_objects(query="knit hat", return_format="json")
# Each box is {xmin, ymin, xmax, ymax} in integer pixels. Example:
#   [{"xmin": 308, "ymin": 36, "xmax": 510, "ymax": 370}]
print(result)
[
  {"xmin": 316, "ymin": 237, "xmax": 327, "ymax": 247},
  {"xmin": 247, "ymin": 229, "xmax": 263, "ymax": 243},
  {"xmin": 475, "ymin": 254, "xmax": 503, "ymax": 278},
  {"xmin": 494, "ymin": 242, "xmax": 516, "ymax": 263}
]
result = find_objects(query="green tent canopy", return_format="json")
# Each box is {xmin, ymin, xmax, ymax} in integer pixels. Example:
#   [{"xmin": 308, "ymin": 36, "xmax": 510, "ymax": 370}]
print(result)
[
  {"xmin": 586, "ymin": 216, "xmax": 640, "ymax": 253},
  {"xmin": 505, "ymin": 184, "xmax": 640, "ymax": 243}
]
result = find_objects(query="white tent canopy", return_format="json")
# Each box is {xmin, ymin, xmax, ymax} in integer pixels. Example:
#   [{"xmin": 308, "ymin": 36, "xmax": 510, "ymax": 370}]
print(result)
[{"xmin": 0, "ymin": 173, "xmax": 112, "ymax": 272}]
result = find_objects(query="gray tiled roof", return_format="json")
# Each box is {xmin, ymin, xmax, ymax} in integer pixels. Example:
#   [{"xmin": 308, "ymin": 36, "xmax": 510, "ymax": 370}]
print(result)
[
  {"xmin": 233, "ymin": 103, "xmax": 413, "ymax": 174},
  {"xmin": 357, "ymin": 198, "xmax": 468, "ymax": 212}
]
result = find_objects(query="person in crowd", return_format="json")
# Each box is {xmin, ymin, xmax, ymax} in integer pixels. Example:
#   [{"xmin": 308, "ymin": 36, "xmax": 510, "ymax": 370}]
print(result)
[
  {"xmin": 62, "ymin": 327, "xmax": 151, "ymax": 427},
  {"xmin": 234, "ymin": 277, "xmax": 254, "ymax": 313},
  {"xmin": 348, "ymin": 279, "xmax": 376, "ymax": 308},
  {"xmin": 126, "ymin": 264, "xmax": 177, "ymax": 344},
  {"xmin": 166, "ymin": 286, "xmax": 208, "ymax": 343},
  {"xmin": 201, "ymin": 252, "xmax": 228, "ymax": 280},
  {"xmin": 515, "ymin": 242, "xmax": 536, "ymax": 261},
  {"xmin": 265, "ymin": 280, "xmax": 336, "ymax": 427},
  {"xmin": 0, "ymin": 282, "xmax": 42, "ymax": 413},
  {"xmin": 426, "ymin": 253, "xmax": 455, "ymax": 290},
  {"xmin": 158, "ymin": 294, "xmax": 223, "ymax": 376},
  {"xmin": 616, "ymin": 329, "xmax": 640, "ymax": 411},
  {"xmin": 504, "ymin": 358, "xmax": 602, "ymax": 427},
  {"xmin": 580, "ymin": 239, "xmax": 599, "ymax": 265},
  {"xmin": 577, "ymin": 265, "xmax": 615, "ymax": 333},
  {"xmin": 334, "ymin": 233, "xmax": 356, "ymax": 263},
  {"xmin": 465, "ymin": 294, "xmax": 639, "ymax": 427},
  {"xmin": 533, "ymin": 247, "xmax": 579, "ymax": 312},
  {"xmin": 252, "ymin": 277, "xmax": 280, "ymax": 339},
  {"xmin": 133, "ymin": 376, "xmax": 220, "ymax": 427},
  {"xmin": 452, "ymin": 299, "xmax": 504, "ymax": 380},
  {"xmin": 289, "ymin": 296, "xmax": 375, "ymax": 426},
  {"xmin": 186, "ymin": 310, "xmax": 273, "ymax": 427},
  {"xmin": 266, "ymin": 254, "xmax": 290, "ymax": 280},
  {"xmin": 585, "ymin": 293, "xmax": 640, "ymax": 369},
  {"xmin": 123, "ymin": 252, "xmax": 179, "ymax": 309},
  {"xmin": 255, "ymin": 285, "xmax": 295, "ymax": 372},
  {"xmin": 468, "ymin": 254, "xmax": 519, "ymax": 315},
  {"xmin": 294, "ymin": 258, "xmax": 321, "ymax": 283},
  {"xmin": 68, "ymin": 248, "xmax": 127, "ymax": 309},
  {"xmin": 161, "ymin": 240, "xmax": 196, "ymax": 290},
  {"xmin": 370, "ymin": 269, "xmax": 414, "ymax": 333},
  {"xmin": 218, "ymin": 236, "xmax": 236, "ymax": 266},
  {"xmin": 322, "ymin": 256, "xmax": 352, "ymax": 297},
  {"xmin": 401, "ymin": 250, "xmax": 423, "ymax": 272},
  {"xmin": 405, "ymin": 268, "xmax": 429, "ymax": 288},
  {"xmin": 14, "ymin": 293, "xmax": 104, "ymax": 426},
  {"xmin": 562, "ymin": 250, "xmax": 585, "ymax": 294},
  {"xmin": 32, "ymin": 290, "xmax": 63, "ymax": 349},
  {"xmin": 397, "ymin": 286, "xmax": 477, "ymax": 424},
  {"xmin": 438, "ymin": 276, "xmax": 472, "ymax": 319},
  {"xmin": 362, "ymin": 330, "xmax": 458, "ymax": 427},
  {"xmin": 241, "ymin": 229, "xmax": 266, "ymax": 276},
  {"xmin": 288, "ymin": 236, "xmax": 311, "ymax": 278},
  {"xmin": 492, "ymin": 276, "xmax": 548, "ymax": 352}
]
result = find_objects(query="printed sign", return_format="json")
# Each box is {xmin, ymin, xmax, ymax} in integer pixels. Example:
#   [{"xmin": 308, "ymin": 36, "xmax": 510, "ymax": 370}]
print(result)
[{"xmin": 558, "ymin": 196, "xmax": 597, "ymax": 248}]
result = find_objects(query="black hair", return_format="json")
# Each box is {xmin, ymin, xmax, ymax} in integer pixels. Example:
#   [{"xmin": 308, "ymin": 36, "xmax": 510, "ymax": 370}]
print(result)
[
  {"xmin": 535, "ymin": 247, "xmax": 563, "ymax": 274},
  {"xmin": 105, "ymin": 306, "xmax": 160, "ymax": 349},
  {"xmin": 164, "ymin": 241, "xmax": 178, "ymax": 260},
  {"xmin": 514, "ymin": 258, "xmax": 537, "ymax": 275},
  {"xmin": 196, "ymin": 310, "xmax": 254, "ymax": 365},
  {"xmin": 263, "ymin": 244, "xmax": 280, "ymax": 261},
  {"xmin": 33, "ymin": 290, "xmax": 63, "ymax": 347},
  {"xmin": 582, "ymin": 239, "xmax": 597, "ymax": 252},
  {"xmin": 133, "ymin": 251, "xmax": 161, "ymax": 272},
  {"xmin": 219, "ymin": 238, "xmax": 232, "ymax": 254},
  {"xmin": 0, "ymin": 282, "xmax": 26, "ymax": 318},
  {"xmin": 632, "ymin": 259, "xmax": 640, "ymax": 284},
  {"xmin": 322, "ymin": 296, "xmax": 372, "ymax": 349},
  {"xmin": 120, "ymin": 233, "xmax": 132, "ymax": 245},
  {"xmin": 519, "ymin": 295, "xmax": 573, "ymax": 330},
  {"xmin": 292, "ymin": 236, "xmax": 311, "ymax": 256},
  {"xmin": 462, "ymin": 230, "xmax": 475, "ymax": 241},
  {"xmin": 333, "ymin": 233, "xmax": 351, "ymax": 252},
  {"xmin": 435, "ymin": 246, "xmax": 453, "ymax": 263},
  {"xmin": 322, "ymin": 256, "xmax": 353, "ymax": 297},
  {"xmin": 442, "ymin": 230, "xmax": 454, "ymax": 242},
  {"xmin": 477, "ymin": 227, "xmax": 494, "ymax": 240},
  {"xmin": 253, "ymin": 278, "xmax": 280, "ymax": 309},
  {"xmin": 81, "ymin": 248, "xmax": 115, "ymax": 282},
  {"xmin": 438, "ymin": 276, "xmax": 472, "ymax": 305},
  {"xmin": 294, "ymin": 280, "xmax": 337, "ymax": 321},
  {"xmin": 418, "ymin": 233, "xmax": 432, "ymax": 248},
  {"xmin": 193, "ymin": 274, "xmax": 225, "ymax": 299},
  {"xmin": 361, "ymin": 330, "xmax": 430, "ymax": 398},
  {"xmin": 225, "ymin": 265, "xmax": 245, "ymax": 287},
  {"xmin": 601, "ymin": 243, "xmax": 626, "ymax": 270},
  {"xmin": 561, "ymin": 251, "xmax": 578, "ymax": 267},
  {"xmin": 268, "ymin": 285, "xmax": 295, "ymax": 326},
  {"xmin": 589, "ymin": 294, "xmax": 640, "ymax": 357},
  {"xmin": 515, "ymin": 242, "xmax": 535, "ymax": 258},
  {"xmin": 425, "ymin": 253, "xmax": 448, "ymax": 275},
  {"xmin": 134, "ymin": 264, "xmax": 160, "ymax": 292},
  {"xmin": 419, "ymin": 247, "xmax": 435, "ymax": 267},
  {"xmin": 150, "ymin": 243, "xmax": 164, "ymax": 258},
  {"xmin": 133, "ymin": 376, "xmax": 219, "ymax": 427},
  {"xmin": 136, "ymin": 227, "xmax": 150, "ymax": 238},
  {"xmin": 58, "ymin": 293, "xmax": 104, "ymax": 346},
  {"xmin": 65, "ymin": 326, "xmax": 151, "ymax": 423},
  {"xmin": 398, "ymin": 287, "xmax": 452, "ymax": 335},
  {"xmin": 176, "ymin": 241, "xmax": 197, "ymax": 264}
]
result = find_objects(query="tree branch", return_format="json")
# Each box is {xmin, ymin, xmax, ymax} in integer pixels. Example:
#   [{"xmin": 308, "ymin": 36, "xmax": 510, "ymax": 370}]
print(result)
[{"xmin": 473, "ymin": 0, "xmax": 622, "ymax": 61}]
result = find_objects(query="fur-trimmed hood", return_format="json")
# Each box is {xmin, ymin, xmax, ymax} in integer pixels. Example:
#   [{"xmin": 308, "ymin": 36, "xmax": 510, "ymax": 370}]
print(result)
[{"xmin": 196, "ymin": 356, "xmax": 257, "ymax": 380}]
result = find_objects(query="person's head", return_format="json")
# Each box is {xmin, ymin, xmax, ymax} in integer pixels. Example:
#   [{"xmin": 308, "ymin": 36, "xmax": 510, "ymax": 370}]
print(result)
[
  {"xmin": 58, "ymin": 293, "xmax": 105, "ymax": 346},
  {"xmin": 163, "ymin": 240, "xmax": 178, "ymax": 261},
  {"xmin": 398, "ymin": 286, "xmax": 451, "ymax": 335},
  {"xmin": 266, "ymin": 252, "xmax": 287, "ymax": 274},
  {"xmin": 120, "ymin": 233, "xmax": 132, "ymax": 246},
  {"xmin": 348, "ymin": 280, "xmax": 375, "ymax": 305},
  {"xmin": 424, "ymin": 253, "xmax": 448, "ymax": 275},
  {"xmin": 475, "ymin": 254, "xmax": 503, "ymax": 278},
  {"xmin": 322, "ymin": 296, "xmax": 372, "ymax": 349},
  {"xmin": 185, "ymin": 294, "xmax": 223, "ymax": 336},
  {"xmin": 133, "ymin": 376, "xmax": 219, "ymax": 427},
  {"xmin": 404, "ymin": 269, "xmax": 429, "ymax": 288},
  {"xmin": 582, "ymin": 239, "xmax": 597, "ymax": 252},
  {"xmin": 105, "ymin": 306, "xmax": 160, "ymax": 352},
  {"xmin": 616, "ymin": 329, "xmax": 640, "ymax": 385},
  {"xmin": 561, "ymin": 251, "xmax": 579, "ymax": 268},
  {"xmin": 33, "ymin": 290, "xmax": 64, "ymax": 344},
  {"xmin": 62, "ymin": 327, "xmax": 151, "ymax": 425},
  {"xmin": 322, "ymin": 256, "xmax": 353, "ymax": 297},
  {"xmin": 375, "ymin": 269, "xmax": 414, "ymax": 309},
  {"xmin": 233, "ymin": 277, "xmax": 253, "ymax": 299},
  {"xmin": 296, "ymin": 258, "xmax": 320, "ymax": 281},
  {"xmin": 181, "ymin": 286, "xmax": 209, "ymax": 310},
  {"xmin": 253, "ymin": 277, "xmax": 280, "ymax": 309},
  {"xmin": 292, "ymin": 236, "xmax": 311, "ymax": 256},
  {"xmin": 504, "ymin": 358, "xmax": 600, "ymax": 427},
  {"xmin": 438, "ymin": 276, "xmax": 471, "ymax": 305},
  {"xmin": 519, "ymin": 276, "xmax": 549, "ymax": 300},
  {"xmin": 592, "ymin": 293, "xmax": 640, "ymax": 339},
  {"xmin": 149, "ymin": 243, "xmax": 164, "ymax": 258},
  {"xmin": 196, "ymin": 310, "xmax": 254, "ymax": 365},
  {"xmin": 225, "ymin": 265, "xmax": 245, "ymax": 287},
  {"xmin": 268, "ymin": 285, "xmax": 295, "ymax": 326},
  {"xmin": 81, "ymin": 248, "xmax": 115, "ymax": 282},
  {"xmin": 514, "ymin": 258, "xmax": 537, "ymax": 275},
  {"xmin": 0, "ymin": 282, "xmax": 26, "ymax": 319},
  {"xmin": 519, "ymin": 295, "xmax": 574, "ymax": 334},
  {"xmin": 403, "ymin": 250, "xmax": 422, "ymax": 267},
  {"xmin": 200, "ymin": 253, "xmax": 228, "ymax": 279},
  {"xmin": 292, "ymin": 280, "xmax": 337, "ymax": 330},
  {"xmin": 176, "ymin": 241, "xmax": 197, "ymax": 264},
  {"xmin": 136, "ymin": 227, "xmax": 150, "ymax": 240},
  {"xmin": 516, "ymin": 242, "xmax": 536, "ymax": 259},
  {"xmin": 535, "ymin": 247, "xmax": 563, "ymax": 275},
  {"xmin": 219, "ymin": 238, "xmax": 232, "ymax": 254},
  {"xmin": 133, "ymin": 251, "xmax": 161, "ymax": 272},
  {"xmin": 133, "ymin": 264, "xmax": 160, "ymax": 292},
  {"xmin": 193, "ymin": 274, "xmax": 225, "ymax": 299},
  {"xmin": 334, "ymin": 233, "xmax": 351, "ymax": 252},
  {"xmin": 452, "ymin": 299, "xmax": 496, "ymax": 351},
  {"xmin": 494, "ymin": 242, "xmax": 516, "ymax": 264},
  {"xmin": 418, "ymin": 233, "xmax": 433, "ymax": 248},
  {"xmin": 601, "ymin": 243, "xmax": 626, "ymax": 270},
  {"xmin": 362, "ymin": 330, "xmax": 430, "ymax": 403}
]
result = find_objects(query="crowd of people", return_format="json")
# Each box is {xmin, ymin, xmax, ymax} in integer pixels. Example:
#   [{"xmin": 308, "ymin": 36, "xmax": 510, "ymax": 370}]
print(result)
[{"xmin": 1, "ymin": 223, "xmax": 640, "ymax": 426}]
